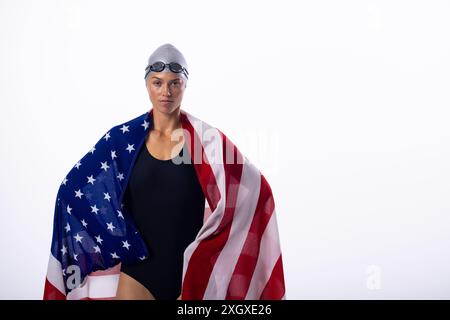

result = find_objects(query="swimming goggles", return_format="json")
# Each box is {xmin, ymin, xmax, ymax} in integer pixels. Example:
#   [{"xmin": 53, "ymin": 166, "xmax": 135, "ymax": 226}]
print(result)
[{"xmin": 144, "ymin": 61, "xmax": 189, "ymax": 79}]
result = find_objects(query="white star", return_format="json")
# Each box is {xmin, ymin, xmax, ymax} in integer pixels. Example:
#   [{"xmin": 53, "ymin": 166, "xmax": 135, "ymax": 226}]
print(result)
[
  {"xmin": 117, "ymin": 210, "xmax": 124, "ymax": 219},
  {"xmin": 100, "ymin": 161, "xmax": 110, "ymax": 171},
  {"xmin": 87, "ymin": 175, "xmax": 96, "ymax": 184},
  {"xmin": 73, "ymin": 253, "xmax": 78, "ymax": 261},
  {"xmin": 122, "ymin": 240, "xmax": 131, "ymax": 250},
  {"xmin": 111, "ymin": 252, "xmax": 120, "ymax": 259},
  {"xmin": 103, "ymin": 192, "xmax": 111, "ymax": 201},
  {"xmin": 106, "ymin": 222, "xmax": 116, "ymax": 232},
  {"xmin": 117, "ymin": 173, "xmax": 124, "ymax": 181},
  {"xmin": 93, "ymin": 245, "xmax": 101, "ymax": 253},
  {"xmin": 62, "ymin": 269, "xmax": 66, "ymax": 276},
  {"xmin": 141, "ymin": 120, "xmax": 149, "ymax": 130},
  {"xmin": 139, "ymin": 256, "xmax": 146, "ymax": 261},
  {"xmin": 74, "ymin": 233, "xmax": 83, "ymax": 243},
  {"xmin": 95, "ymin": 235, "xmax": 103, "ymax": 245},
  {"xmin": 90, "ymin": 205, "xmax": 99, "ymax": 214},
  {"xmin": 74, "ymin": 189, "xmax": 83, "ymax": 199},
  {"xmin": 61, "ymin": 245, "xmax": 68, "ymax": 255},
  {"xmin": 81, "ymin": 219, "xmax": 88, "ymax": 228},
  {"xmin": 61, "ymin": 177, "xmax": 68, "ymax": 186},
  {"xmin": 126, "ymin": 144, "xmax": 135, "ymax": 153},
  {"xmin": 75, "ymin": 161, "xmax": 82, "ymax": 169},
  {"xmin": 66, "ymin": 205, "xmax": 72, "ymax": 215},
  {"xmin": 90, "ymin": 146, "xmax": 96, "ymax": 154},
  {"xmin": 64, "ymin": 223, "xmax": 71, "ymax": 233},
  {"xmin": 120, "ymin": 125, "xmax": 130, "ymax": 133},
  {"xmin": 111, "ymin": 150, "xmax": 117, "ymax": 160},
  {"xmin": 103, "ymin": 132, "xmax": 111, "ymax": 141}
]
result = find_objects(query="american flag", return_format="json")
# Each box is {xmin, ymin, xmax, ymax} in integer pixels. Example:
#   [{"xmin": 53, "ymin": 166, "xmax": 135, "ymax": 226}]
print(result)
[{"xmin": 44, "ymin": 109, "xmax": 286, "ymax": 300}]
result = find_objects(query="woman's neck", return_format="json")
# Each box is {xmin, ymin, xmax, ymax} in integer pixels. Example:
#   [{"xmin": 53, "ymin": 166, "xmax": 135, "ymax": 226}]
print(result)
[{"xmin": 151, "ymin": 106, "xmax": 182, "ymax": 137}]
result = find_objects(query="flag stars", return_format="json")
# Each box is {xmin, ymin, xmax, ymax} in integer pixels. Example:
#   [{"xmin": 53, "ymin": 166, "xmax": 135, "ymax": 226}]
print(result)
[
  {"xmin": 117, "ymin": 210, "xmax": 124, "ymax": 219},
  {"xmin": 126, "ymin": 144, "xmax": 135, "ymax": 153},
  {"xmin": 74, "ymin": 189, "xmax": 84, "ymax": 199},
  {"xmin": 122, "ymin": 240, "xmax": 131, "ymax": 250},
  {"xmin": 95, "ymin": 235, "xmax": 103, "ymax": 245},
  {"xmin": 61, "ymin": 245, "xmax": 68, "ymax": 255},
  {"xmin": 64, "ymin": 223, "xmax": 71, "ymax": 233},
  {"xmin": 100, "ymin": 161, "xmax": 110, "ymax": 171},
  {"xmin": 81, "ymin": 219, "xmax": 88, "ymax": 228},
  {"xmin": 111, "ymin": 150, "xmax": 117, "ymax": 160},
  {"xmin": 74, "ymin": 233, "xmax": 83, "ymax": 243},
  {"xmin": 139, "ymin": 256, "xmax": 147, "ymax": 261},
  {"xmin": 87, "ymin": 175, "xmax": 96, "ymax": 185},
  {"xmin": 103, "ymin": 192, "xmax": 111, "ymax": 202},
  {"xmin": 93, "ymin": 245, "xmax": 101, "ymax": 253},
  {"xmin": 75, "ymin": 161, "xmax": 82, "ymax": 169},
  {"xmin": 120, "ymin": 125, "xmax": 130, "ymax": 134},
  {"xmin": 106, "ymin": 222, "xmax": 116, "ymax": 232},
  {"xmin": 91, "ymin": 205, "xmax": 99, "ymax": 214},
  {"xmin": 73, "ymin": 253, "xmax": 78, "ymax": 261},
  {"xmin": 66, "ymin": 205, "xmax": 72, "ymax": 215},
  {"xmin": 111, "ymin": 252, "xmax": 120, "ymax": 259},
  {"xmin": 90, "ymin": 146, "xmax": 96, "ymax": 154},
  {"xmin": 61, "ymin": 177, "xmax": 68, "ymax": 186},
  {"xmin": 117, "ymin": 173, "xmax": 124, "ymax": 181},
  {"xmin": 104, "ymin": 132, "xmax": 111, "ymax": 141},
  {"xmin": 141, "ymin": 120, "xmax": 149, "ymax": 130}
]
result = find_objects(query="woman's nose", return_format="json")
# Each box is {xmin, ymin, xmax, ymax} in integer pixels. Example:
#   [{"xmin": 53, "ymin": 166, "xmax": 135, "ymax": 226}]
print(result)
[{"xmin": 164, "ymin": 84, "xmax": 171, "ymax": 96}]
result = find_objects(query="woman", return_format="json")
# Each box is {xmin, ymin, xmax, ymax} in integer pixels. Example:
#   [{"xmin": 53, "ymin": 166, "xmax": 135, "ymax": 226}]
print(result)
[
  {"xmin": 43, "ymin": 43, "xmax": 286, "ymax": 300},
  {"xmin": 116, "ymin": 44, "xmax": 201, "ymax": 300}
]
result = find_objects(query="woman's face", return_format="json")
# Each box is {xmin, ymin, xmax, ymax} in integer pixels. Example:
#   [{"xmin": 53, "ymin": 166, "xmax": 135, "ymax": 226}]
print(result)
[{"xmin": 146, "ymin": 71, "xmax": 187, "ymax": 114}]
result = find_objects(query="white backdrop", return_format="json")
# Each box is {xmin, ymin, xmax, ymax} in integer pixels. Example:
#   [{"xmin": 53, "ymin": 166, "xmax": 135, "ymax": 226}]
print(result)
[{"xmin": 1, "ymin": 0, "xmax": 449, "ymax": 299}]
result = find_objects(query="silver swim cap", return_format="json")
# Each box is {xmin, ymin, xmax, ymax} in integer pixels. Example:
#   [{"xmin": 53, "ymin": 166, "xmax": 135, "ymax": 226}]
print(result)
[{"xmin": 144, "ymin": 43, "xmax": 189, "ymax": 84}]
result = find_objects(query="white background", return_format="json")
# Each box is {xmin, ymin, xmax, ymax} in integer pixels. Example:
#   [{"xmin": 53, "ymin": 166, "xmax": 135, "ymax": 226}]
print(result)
[{"xmin": 1, "ymin": 0, "xmax": 449, "ymax": 299}]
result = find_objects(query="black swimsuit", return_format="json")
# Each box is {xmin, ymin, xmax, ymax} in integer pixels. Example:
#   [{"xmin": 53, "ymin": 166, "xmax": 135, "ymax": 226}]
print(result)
[{"xmin": 121, "ymin": 140, "xmax": 205, "ymax": 300}]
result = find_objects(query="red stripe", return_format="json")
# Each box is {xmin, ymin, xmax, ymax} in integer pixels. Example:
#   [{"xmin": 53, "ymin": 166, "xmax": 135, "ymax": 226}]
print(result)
[
  {"xmin": 225, "ymin": 174, "xmax": 275, "ymax": 299},
  {"xmin": 259, "ymin": 254, "xmax": 285, "ymax": 300},
  {"xmin": 43, "ymin": 277, "xmax": 66, "ymax": 300},
  {"xmin": 215, "ymin": 131, "xmax": 244, "ymax": 235},
  {"xmin": 181, "ymin": 131, "xmax": 243, "ymax": 299},
  {"xmin": 181, "ymin": 112, "xmax": 221, "ymax": 213}
]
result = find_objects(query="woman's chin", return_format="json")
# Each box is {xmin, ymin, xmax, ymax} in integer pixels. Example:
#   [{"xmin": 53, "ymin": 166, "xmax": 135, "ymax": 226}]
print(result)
[{"xmin": 155, "ymin": 104, "xmax": 180, "ymax": 114}]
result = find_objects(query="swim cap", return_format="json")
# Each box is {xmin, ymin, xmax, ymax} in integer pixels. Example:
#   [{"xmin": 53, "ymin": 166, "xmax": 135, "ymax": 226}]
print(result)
[{"xmin": 144, "ymin": 43, "xmax": 189, "ymax": 85}]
